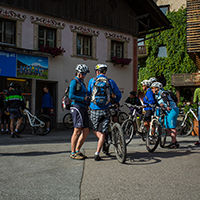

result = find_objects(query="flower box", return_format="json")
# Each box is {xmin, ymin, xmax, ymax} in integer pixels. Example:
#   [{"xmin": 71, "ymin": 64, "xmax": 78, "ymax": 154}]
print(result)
[
  {"xmin": 39, "ymin": 45, "xmax": 66, "ymax": 57},
  {"xmin": 111, "ymin": 56, "xmax": 132, "ymax": 67}
]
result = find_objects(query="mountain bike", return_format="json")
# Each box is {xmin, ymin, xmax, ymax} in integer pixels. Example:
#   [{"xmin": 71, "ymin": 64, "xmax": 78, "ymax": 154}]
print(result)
[
  {"xmin": 146, "ymin": 106, "xmax": 167, "ymax": 152},
  {"xmin": 121, "ymin": 103, "xmax": 147, "ymax": 145},
  {"xmin": 103, "ymin": 104, "xmax": 126, "ymax": 164},
  {"xmin": 176, "ymin": 104, "xmax": 197, "ymax": 137},
  {"xmin": 14, "ymin": 108, "xmax": 52, "ymax": 135}
]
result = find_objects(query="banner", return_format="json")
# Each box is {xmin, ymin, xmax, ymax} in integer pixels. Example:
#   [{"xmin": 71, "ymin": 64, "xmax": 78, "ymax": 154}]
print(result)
[{"xmin": 17, "ymin": 54, "xmax": 49, "ymax": 79}]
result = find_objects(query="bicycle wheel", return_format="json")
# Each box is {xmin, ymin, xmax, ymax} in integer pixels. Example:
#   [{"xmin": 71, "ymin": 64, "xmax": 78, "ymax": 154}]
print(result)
[
  {"xmin": 35, "ymin": 114, "xmax": 52, "ymax": 135},
  {"xmin": 117, "ymin": 111, "xmax": 129, "ymax": 124},
  {"xmin": 176, "ymin": 115, "xmax": 193, "ymax": 137},
  {"xmin": 63, "ymin": 113, "xmax": 73, "ymax": 129},
  {"xmin": 146, "ymin": 121, "xmax": 161, "ymax": 153},
  {"xmin": 14, "ymin": 115, "xmax": 27, "ymax": 133},
  {"xmin": 121, "ymin": 119, "xmax": 134, "ymax": 145},
  {"xmin": 112, "ymin": 123, "xmax": 126, "ymax": 163},
  {"xmin": 160, "ymin": 129, "xmax": 167, "ymax": 148}
]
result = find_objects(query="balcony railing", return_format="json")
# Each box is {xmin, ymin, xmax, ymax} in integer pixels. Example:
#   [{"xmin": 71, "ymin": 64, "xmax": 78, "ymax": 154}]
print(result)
[
  {"xmin": 138, "ymin": 45, "xmax": 147, "ymax": 57},
  {"xmin": 171, "ymin": 73, "xmax": 200, "ymax": 86}
]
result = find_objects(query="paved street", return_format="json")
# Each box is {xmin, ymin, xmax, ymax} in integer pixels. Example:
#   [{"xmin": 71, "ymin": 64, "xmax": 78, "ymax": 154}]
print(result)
[{"xmin": 0, "ymin": 127, "xmax": 200, "ymax": 200}]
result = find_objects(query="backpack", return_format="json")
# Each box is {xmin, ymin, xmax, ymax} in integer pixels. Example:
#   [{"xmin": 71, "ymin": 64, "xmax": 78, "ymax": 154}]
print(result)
[
  {"xmin": 91, "ymin": 76, "xmax": 111, "ymax": 107},
  {"xmin": 167, "ymin": 90, "xmax": 178, "ymax": 104},
  {"xmin": 61, "ymin": 78, "xmax": 81, "ymax": 110}
]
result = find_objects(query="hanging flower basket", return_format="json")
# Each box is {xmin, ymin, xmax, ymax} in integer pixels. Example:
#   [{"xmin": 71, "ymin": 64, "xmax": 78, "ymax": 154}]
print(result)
[
  {"xmin": 39, "ymin": 45, "xmax": 66, "ymax": 57},
  {"xmin": 111, "ymin": 56, "xmax": 132, "ymax": 67}
]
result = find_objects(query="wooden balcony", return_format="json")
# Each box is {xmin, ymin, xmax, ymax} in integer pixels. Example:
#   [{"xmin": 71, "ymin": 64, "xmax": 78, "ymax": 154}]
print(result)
[
  {"xmin": 171, "ymin": 72, "xmax": 200, "ymax": 86},
  {"xmin": 187, "ymin": 0, "xmax": 200, "ymax": 68},
  {"xmin": 138, "ymin": 45, "xmax": 147, "ymax": 57}
]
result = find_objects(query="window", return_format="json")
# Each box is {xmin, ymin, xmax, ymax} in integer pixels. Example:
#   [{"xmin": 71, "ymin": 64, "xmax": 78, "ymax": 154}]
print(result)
[
  {"xmin": 0, "ymin": 19, "xmax": 16, "ymax": 45},
  {"xmin": 159, "ymin": 5, "xmax": 170, "ymax": 15},
  {"xmin": 38, "ymin": 26, "xmax": 56, "ymax": 48},
  {"xmin": 111, "ymin": 40, "xmax": 123, "ymax": 58},
  {"xmin": 77, "ymin": 34, "xmax": 92, "ymax": 56},
  {"xmin": 158, "ymin": 46, "xmax": 167, "ymax": 57}
]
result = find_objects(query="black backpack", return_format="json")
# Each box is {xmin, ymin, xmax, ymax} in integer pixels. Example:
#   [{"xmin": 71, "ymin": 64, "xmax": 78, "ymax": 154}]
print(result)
[
  {"xmin": 167, "ymin": 90, "xmax": 178, "ymax": 104},
  {"xmin": 61, "ymin": 78, "xmax": 81, "ymax": 110}
]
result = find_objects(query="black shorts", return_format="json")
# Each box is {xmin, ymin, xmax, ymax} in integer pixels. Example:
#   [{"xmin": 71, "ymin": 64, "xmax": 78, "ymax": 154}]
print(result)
[
  {"xmin": 70, "ymin": 105, "xmax": 89, "ymax": 128},
  {"xmin": 144, "ymin": 110, "xmax": 153, "ymax": 122},
  {"xmin": 9, "ymin": 108, "xmax": 22, "ymax": 119},
  {"xmin": 43, "ymin": 108, "xmax": 51, "ymax": 115}
]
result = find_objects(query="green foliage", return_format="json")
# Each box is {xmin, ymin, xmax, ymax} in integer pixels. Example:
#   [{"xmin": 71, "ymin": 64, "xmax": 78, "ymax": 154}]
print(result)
[{"xmin": 138, "ymin": 7, "xmax": 198, "ymax": 92}]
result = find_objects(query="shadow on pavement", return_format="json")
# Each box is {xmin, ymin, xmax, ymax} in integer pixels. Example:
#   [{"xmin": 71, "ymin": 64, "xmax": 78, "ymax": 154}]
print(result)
[
  {"xmin": 0, "ymin": 150, "xmax": 70, "ymax": 157},
  {"xmin": 126, "ymin": 148, "xmax": 199, "ymax": 165}
]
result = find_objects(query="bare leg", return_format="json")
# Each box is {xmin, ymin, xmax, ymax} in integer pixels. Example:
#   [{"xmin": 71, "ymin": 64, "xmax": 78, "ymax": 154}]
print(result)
[
  {"xmin": 10, "ymin": 118, "xmax": 14, "ymax": 133},
  {"xmin": 15, "ymin": 117, "xmax": 22, "ymax": 131},
  {"xmin": 93, "ymin": 130, "xmax": 105, "ymax": 154},
  {"xmin": 76, "ymin": 128, "xmax": 90, "ymax": 151},
  {"xmin": 170, "ymin": 128, "xmax": 177, "ymax": 143},
  {"xmin": 71, "ymin": 127, "xmax": 82, "ymax": 152}
]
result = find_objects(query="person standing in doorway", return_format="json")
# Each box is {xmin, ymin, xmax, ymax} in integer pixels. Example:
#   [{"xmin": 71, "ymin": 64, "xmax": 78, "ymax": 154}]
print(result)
[
  {"xmin": 69, "ymin": 64, "xmax": 90, "ymax": 160},
  {"xmin": 41, "ymin": 85, "xmax": 53, "ymax": 131},
  {"xmin": 193, "ymin": 87, "xmax": 200, "ymax": 145}
]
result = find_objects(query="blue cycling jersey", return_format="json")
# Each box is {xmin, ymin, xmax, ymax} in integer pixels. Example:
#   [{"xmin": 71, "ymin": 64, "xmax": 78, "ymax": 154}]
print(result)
[
  {"xmin": 69, "ymin": 77, "xmax": 88, "ymax": 108},
  {"xmin": 87, "ymin": 74, "xmax": 122, "ymax": 110},
  {"xmin": 143, "ymin": 88, "xmax": 155, "ymax": 110}
]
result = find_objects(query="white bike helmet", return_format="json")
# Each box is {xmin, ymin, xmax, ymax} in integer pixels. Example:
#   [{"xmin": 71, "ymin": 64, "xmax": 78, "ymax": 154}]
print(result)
[
  {"xmin": 94, "ymin": 64, "xmax": 107, "ymax": 72},
  {"xmin": 149, "ymin": 77, "xmax": 157, "ymax": 84},
  {"xmin": 151, "ymin": 82, "xmax": 162, "ymax": 89},
  {"xmin": 76, "ymin": 64, "xmax": 90, "ymax": 74},
  {"xmin": 141, "ymin": 80, "xmax": 150, "ymax": 87}
]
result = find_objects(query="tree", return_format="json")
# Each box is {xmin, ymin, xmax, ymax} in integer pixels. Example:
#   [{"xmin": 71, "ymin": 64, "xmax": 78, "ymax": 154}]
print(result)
[{"xmin": 138, "ymin": 7, "xmax": 197, "ymax": 93}]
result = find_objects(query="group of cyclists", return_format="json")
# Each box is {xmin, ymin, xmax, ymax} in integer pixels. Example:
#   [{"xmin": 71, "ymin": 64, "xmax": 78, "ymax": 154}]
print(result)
[
  {"xmin": 141, "ymin": 78, "xmax": 180, "ymax": 149},
  {"xmin": 68, "ymin": 63, "xmax": 182, "ymax": 162}
]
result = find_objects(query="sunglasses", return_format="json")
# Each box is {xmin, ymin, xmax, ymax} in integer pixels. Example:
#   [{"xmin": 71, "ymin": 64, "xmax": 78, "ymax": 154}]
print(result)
[{"xmin": 81, "ymin": 73, "xmax": 86, "ymax": 76}]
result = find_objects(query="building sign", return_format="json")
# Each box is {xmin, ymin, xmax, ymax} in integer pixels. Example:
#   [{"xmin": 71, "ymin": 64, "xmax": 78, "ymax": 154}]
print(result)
[
  {"xmin": 17, "ymin": 54, "xmax": 49, "ymax": 79},
  {"xmin": 0, "ymin": 51, "xmax": 17, "ymax": 77}
]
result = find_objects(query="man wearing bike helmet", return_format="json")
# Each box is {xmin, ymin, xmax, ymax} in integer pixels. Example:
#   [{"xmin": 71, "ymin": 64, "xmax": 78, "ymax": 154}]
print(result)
[
  {"xmin": 151, "ymin": 82, "xmax": 180, "ymax": 148},
  {"xmin": 149, "ymin": 77, "xmax": 157, "ymax": 86},
  {"xmin": 88, "ymin": 64, "xmax": 122, "ymax": 161},
  {"xmin": 4, "ymin": 83, "xmax": 25, "ymax": 138},
  {"xmin": 69, "ymin": 64, "xmax": 90, "ymax": 160},
  {"xmin": 141, "ymin": 79, "xmax": 155, "ymax": 131}
]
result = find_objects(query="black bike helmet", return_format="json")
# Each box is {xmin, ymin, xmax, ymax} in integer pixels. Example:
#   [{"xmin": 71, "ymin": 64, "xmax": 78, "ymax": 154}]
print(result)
[
  {"xmin": 8, "ymin": 83, "xmax": 15, "ymax": 89},
  {"xmin": 130, "ymin": 91, "xmax": 137, "ymax": 96}
]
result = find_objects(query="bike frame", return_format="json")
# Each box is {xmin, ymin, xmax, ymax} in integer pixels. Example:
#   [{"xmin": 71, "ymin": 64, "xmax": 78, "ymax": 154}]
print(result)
[
  {"xmin": 23, "ymin": 109, "xmax": 45, "ymax": 128},
  {"xmin": 180, "ymin": 107, "xmax": 198, "ymax": 126}
]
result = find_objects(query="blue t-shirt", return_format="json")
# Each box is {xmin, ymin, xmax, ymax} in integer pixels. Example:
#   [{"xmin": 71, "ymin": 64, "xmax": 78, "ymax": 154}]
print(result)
[{"xmin": 41, "ymin": 92, "xmax": 53, "ymax": 109}]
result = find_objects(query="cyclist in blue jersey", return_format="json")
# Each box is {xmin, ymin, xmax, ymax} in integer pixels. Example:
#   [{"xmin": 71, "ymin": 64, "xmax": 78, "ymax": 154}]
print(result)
[
  {"xmin": 88, "ymin": 64, "xmax": 122, "ymax": 161},
  {"xmin": 69, "ymin": 64, "xmax": 90, "ymax": 160},
  {"xmin": 151, "ymin": 82, "xmax": 180, "ymax": 149},
  {"xmin": 141, "ymin": 80, "xmax": 155, "ymax": 131}
]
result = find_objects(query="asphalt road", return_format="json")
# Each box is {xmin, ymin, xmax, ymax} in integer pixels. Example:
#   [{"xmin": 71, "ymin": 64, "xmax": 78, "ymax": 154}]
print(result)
[{"xmin": 0, "ymin": 127, "xmax": 200, "ymax": 200}]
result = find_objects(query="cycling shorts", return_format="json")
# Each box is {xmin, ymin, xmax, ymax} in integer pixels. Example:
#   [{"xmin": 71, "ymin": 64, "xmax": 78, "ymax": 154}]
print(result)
[
  {"xmin": 164, "ymin": 106, "xmax": 179, "ymax": 129},
  {"xmin": 9, "ymin": 108, "xmax": 22, "ymax": 119},
  {"xmin": 70, "ymin": 105, "xmax": 89, "ymax": 128},
  {"xmin": 90, "ymin": 109, "xmax": 110, "ymax": 133},
  {"xmin": 144, "ymin": 110, "xmax": 153, "ymax": 122}
]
